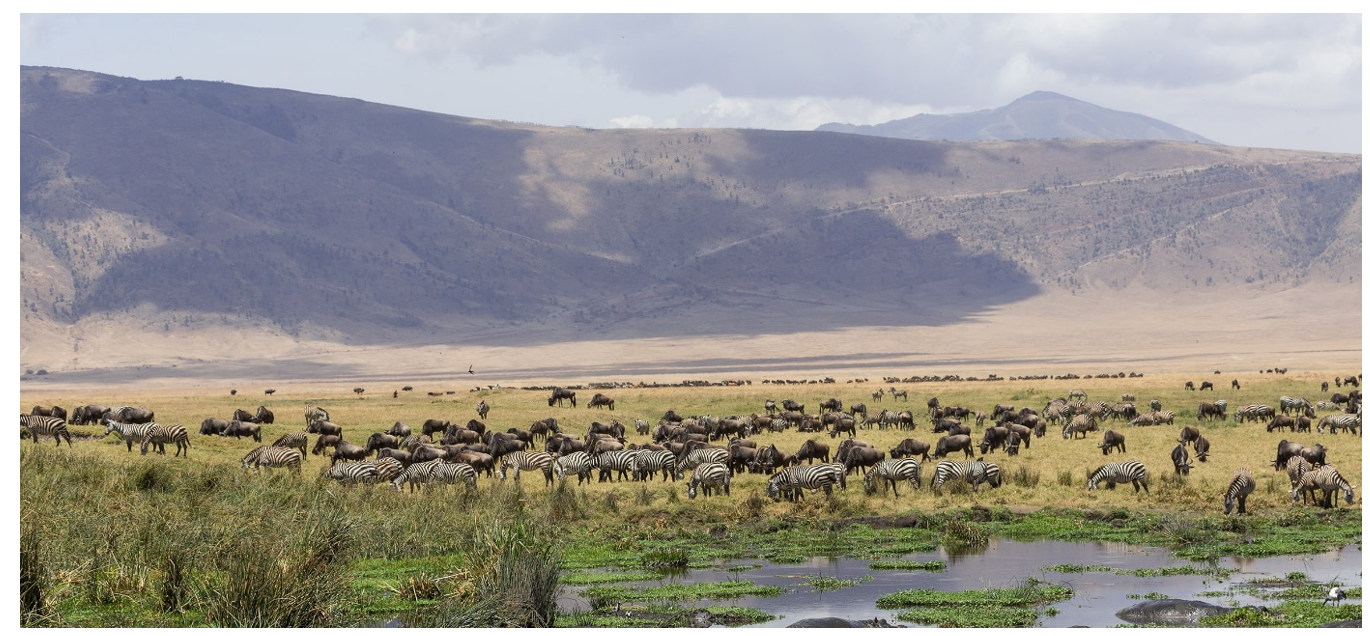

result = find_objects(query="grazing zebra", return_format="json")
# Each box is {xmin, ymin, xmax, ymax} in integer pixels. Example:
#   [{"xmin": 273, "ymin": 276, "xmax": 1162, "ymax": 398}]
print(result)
[
  {"xmin": 633, "ymin": 450, "xmax": 678, "ymax": 482},
  {"xmin": 675, "ymin": 447, "xmax": 730, "ymax": 479},
  {"xmin": 365, "ymin": 457, "xmax": 405, "ymax": 484},
  {"xmin": 687, "ymin": 462, "xmax": 732, "ymax": 499},
  {"xmin": 932, "ymin": 460, "xmax": 1001, "ymax": 494},
  {"xmin": 1317, "ymin": 414, "xmax": 1360, "ymax": 435},
  {"xmin": 635, "ymin": 419, "xmax": 651, "ymax": 436},
  {"xmin": 140, "ymin": 424, "xmax": 190, "ymax": 457},
  {"xmin": 271, "ymin": 432, "xmax": 309, "ymax": 458},
  {"xmin": 1147, "ymin": 411, "xmax": 1173, "ymax": 426},
  {"xmin": 1234, "ymin": 404, "xmax": 1275, "ymax": 424},
  {"xmin": 20, "ymin": 415, "xmax": 72, "ymax": 447},
  {"xmin": 1279, "ymin": 396, "xmax": 1312, "ymax": 415},
  {"xmin": 554, "ymin": 451, "xmax": 597, "ymax": 485},
  {"xmin": 1291, "ymin": 465, "xmax": 1355, "ymax": 508},
  {"xmin": 890, "ymin": 389, "xmax": 909, "ymax": 402},
  {"xmin": 863, "ymin": 458, "xmax": 922, "ymax": 497},
  {"xmin": 1317, "ymin": 401, "xmax": 1343, "ymax": 412},
  {"xmin": 766, "ymin": 464, "xmax": 843, "ymax": 501},
  {"xmin": 392, "ymin": 459, "xmax": 478, "ymax": 492},
  {"xmin": 1069, "ymin": 389, "xmax": 1087, "ymax": 400},
  {"xmin": 595, "ymin": 449, "xmax": 640, "ymax": 483},
  {"xmin": 323, "ymin": 461, "xmax": 379, "ymax": 486},
  {"xmin": 103, "ymin": 419, "xmax": 158, "ymax": 452},
  {"xmin": 1062, "ymin": 414, "xmax": 1096, "ymax": 440},
  {"xmin": 304, "ymin": 405, "xmax": 329, "ymax": 428},
  {"xmin": 1223, "ymin": 468, "xmax": 1256, "ymax": 515},
  {"xmin": 1284, "ymin": 455, "xmax": 1313, "ymax": 489},
  {"xmin": 1086, "ymin": 461, "xmax": 1149, "ymax": 494},
  {"xmin": 241, "ymin": 446, "xmax": 303, "ymax": 474},
  {"xmin": 496, "ymin": 451, "xmax": 555, "ymax": 485}
]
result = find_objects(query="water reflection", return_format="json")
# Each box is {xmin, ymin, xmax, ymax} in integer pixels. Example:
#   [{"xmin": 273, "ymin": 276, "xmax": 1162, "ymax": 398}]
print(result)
[{"xmin": 559, "ymin": 540, "xmax": 1362, "ymax": 628}]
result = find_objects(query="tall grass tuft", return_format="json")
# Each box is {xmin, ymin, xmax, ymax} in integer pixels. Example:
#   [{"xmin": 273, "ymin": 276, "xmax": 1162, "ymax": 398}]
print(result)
[
  {"xmin": 1010, "ymin": 466, "xmax": 1040, "ymax": 488},
  {"xmin": 20, "ymin": 521, "xmax": 49, "ymax": 625},
  {"xmin": 942, "ymin": 517, "xmax": 988, "ymax": 550},
  {"xmin": 421, "ymin": 515, "xmax": 561, "ymax": 627},
  {"xmin": 1056, "ymin": 470, "xmax": 1074, "ymax": 487}
]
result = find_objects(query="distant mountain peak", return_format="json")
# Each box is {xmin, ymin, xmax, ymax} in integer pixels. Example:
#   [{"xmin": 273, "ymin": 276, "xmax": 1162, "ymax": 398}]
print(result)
[{"xmin": 818, "ymin": 91, "xmax": 1218, "ymax": 145}]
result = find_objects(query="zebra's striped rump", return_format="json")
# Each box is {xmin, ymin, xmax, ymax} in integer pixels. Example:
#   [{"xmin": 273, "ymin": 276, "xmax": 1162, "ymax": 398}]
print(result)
[
  {"xmin": 497, "ymin": 451, "xmax": 555, "ymax": 485},
  {"xmin": 103, "ymin": 419, "xmax": 157, "ymax": 452},
  {"xmin": 21, "ymin": 414, "xmax": 72, "ymax": 447},
  {"xmin": 392, "ymin": 459, "xmax": 478, "ymax": 492},
  {"xmin": 140, "ymin": 423, "xmax": 190, "ymax": 457},
  {"xmin": 1087, "ymin": 461, "xmax": 1149, "ymax": 494},
  {"xmin": 766, "ymin": 464, "xmax": 842, "ymax": 501},
  {"xmin": 932, "ymin": 460, "xmax": 999, "ymax": 494},
  {"xmin": 687, "ymin": 463, "xmax": 732, "ymax": 499},
  {"xmin": 1223, "ymin": 468, "xmax": 1256, "ymax": 515},
  {"xmin": 864, "ymin": 458, "xmax": 922, "ymax": 497},
  {"xmin": 554, "ymin": 452, "xmax": 596, "ymax": 485},
  {"xmin": 242, "ymin": 446, "xmax": 303, "ymax": 474}
]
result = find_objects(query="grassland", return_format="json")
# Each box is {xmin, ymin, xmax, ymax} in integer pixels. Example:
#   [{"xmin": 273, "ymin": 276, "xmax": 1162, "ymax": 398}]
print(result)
[{"xmin": 19, "ymin": 371, "xmax": 1362, "ymax": 627}]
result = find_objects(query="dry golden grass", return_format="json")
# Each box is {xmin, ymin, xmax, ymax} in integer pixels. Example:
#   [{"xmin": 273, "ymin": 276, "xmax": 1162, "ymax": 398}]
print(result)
[{"xmin": 22, "ymin": 370, "xmax": 1360, "ymax": 515}]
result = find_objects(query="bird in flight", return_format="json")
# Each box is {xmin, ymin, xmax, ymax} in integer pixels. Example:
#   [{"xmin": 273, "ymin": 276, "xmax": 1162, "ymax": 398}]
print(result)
[{"xmin": 468, "ymin": 365, "xmax": 475, "ymax": 375}]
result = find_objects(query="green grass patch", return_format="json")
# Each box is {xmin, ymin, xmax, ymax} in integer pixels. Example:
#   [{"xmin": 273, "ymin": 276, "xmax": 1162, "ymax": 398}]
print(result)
[
  {"xmin": 560, "ymin": 571, "xmax": 664, "ymax": 586},
  {"xmin": 582, "ymin": 580, "xmax": 784, "ymax": 605},
  {"xmin": 895, "ymin": 607, "xmax": 1042, "ymax": 628},
  {"xmin": 704, "ymin": 605, "xmax": 780, "ymax": 626},
  {"xmin": 1043, "ymin": 563, "xmax": 1113, "ymax": 573},
  {"xmin": 868, "ymin": 560, "xmax": 946, "ymax": 571},
  {"xmin": 803, "ymin": 573, "xmax": 871, "ymax": 591},
  {"xmin": 1114, "ymin": 565, "xmax": 1237, "ymax": 578},
  {"xmin": 876, "ymin": 577, "xmax": 1072, "ymax": 610},
  {"xmin": 1198, "ymin": 601, "xmax": 1364, "ymax": 628}
]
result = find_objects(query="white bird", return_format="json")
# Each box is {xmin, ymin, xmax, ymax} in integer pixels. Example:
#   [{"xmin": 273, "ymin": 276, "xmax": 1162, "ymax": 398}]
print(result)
[{"xmin": 1324, "ymin": 586, "xmax": 1347, "ymax": 606}]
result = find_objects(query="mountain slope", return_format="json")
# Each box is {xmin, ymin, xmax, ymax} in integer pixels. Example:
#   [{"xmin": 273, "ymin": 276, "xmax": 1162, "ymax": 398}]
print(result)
[
  {"xmin": 817, "ymin": 91, "xmax": 1219, "ymax": 144},
  {"xmin": 19, "ymin": 67, "xmax": 1360, "ymax": 376}
]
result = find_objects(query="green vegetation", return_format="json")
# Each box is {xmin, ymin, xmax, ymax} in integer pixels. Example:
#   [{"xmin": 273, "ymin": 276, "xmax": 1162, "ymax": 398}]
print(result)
[
  {"xmin": 1115, "ymin": 565, "xmax": 1237, "ymax": 578},
  {"xmin": 878, "ymin": 578, "xmax": 1073, "ymax": 628},
  {"xmin": 803, "ymin": 573, "xmax": 872, "ymax": 591},
  {"xmin": 582, "ymin": 580, "xmax": 784, "ymax": 606},
  {"xmin": 1199, "ymin": 601, "xmax": 1363, "ymax": 628},
  {"xmin": 558, "ymin": 604, "xmax": 778, "ymax": 627},
  {"xmin": 561, "ymin": 572, "xmax": 665, "ymax": 586},
  {"xmin": 1044, "ymin": 563, "xmax": 1113, "ymax": 573},
  {"xmin": 868, "ymin": 560, "xmax": 946, "ymax": 571}
]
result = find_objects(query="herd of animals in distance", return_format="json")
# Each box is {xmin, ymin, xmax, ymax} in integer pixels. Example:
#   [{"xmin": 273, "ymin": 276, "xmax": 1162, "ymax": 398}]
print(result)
[{"xmin": 19, "ymin": 369, "xmax": 1362, "ymax": 515}]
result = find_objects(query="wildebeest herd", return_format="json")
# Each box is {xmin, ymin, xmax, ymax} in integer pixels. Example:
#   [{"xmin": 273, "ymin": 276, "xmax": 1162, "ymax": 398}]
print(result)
[{"xmin": 20, "ymin": 375, "xmax": 1362, "ymax": 512}]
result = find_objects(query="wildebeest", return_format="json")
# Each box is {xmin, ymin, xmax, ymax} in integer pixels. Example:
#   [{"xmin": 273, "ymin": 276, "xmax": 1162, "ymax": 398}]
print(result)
[
  {"xmin": 840, "ymin": 445, "xmax": 885, "ymax": 475},
  {"xmin": 233, "ymin": 408, "xmax": 259, "ymax": 423},
  {"xmin": 588, "ymin": 393, "xmax": 616, "ymax": 410},
  {"xmin": 1193, "ymin": 435, "xmax": 1211, "ymax": 462},
  {"xmin": 794, "ymin": 439, "xmax": 830, "ymax": 464},
  {"xmin": 222, "ymin": 420, "xmax": 262, "ymax": 443},
  {"xmin": 306, "ymin": 419, "xmax": 342, "ymax": 437},
  {"xmin": 978, "ymin": 427, "xmax": 1011, "ymax": 455},
  {"xmin": 1171, "ymin": 444, "xmax": 1192, "ymax": 475},
  {"xmin": 1200, "ymin": 381, "xmax": 1214, "ymax": 391},
  {"xmin": 255, "ymin": 406, "xmax": 274, "ymax": 425},
  {"xmin": 311, "ymin": 434, "xmax": 342, "ymax": 456},
  {"xmin": 588, "ymin": 420, "xmax": 626, "ymax": 441},
  {"xmin": 782, "ymin": 399, "xmax": 805, "ymax": 414},
  {"xmin": 72, "ymin": 405, "xmax": 112, "ymax": 426},
  {"xmin": 1197, "ymin": 402, "xmax": 1227, "ymax": 422},
  {"xmin": 112, "ymin": 406, "xmax": 156, "ymax": 424},
  {"xmin": 549, "ymin": 387, "xmax": 577, "ymax": 408},
  {"xmin": 819, "ymin": 398, "xmax": 843, "ymax": 415},
  {"xmin": 933, "ymin": 434, "xmax": 975, "ymax": 460},
  {"xmin": 1185, "ymin": 381, "xmax": 1195, "ymax": 391},
  {"xmin": 388, "ymin": 421, "xmax": 412, "ymax": 438},
  {"xmin": 365, "ymin": 432, "xmax": 400, "ymax": 455},
  {"xmin": 1178, "ymin": 426, "xmax": 1203, "ymax": 448},
  {"xmin": 530, "ymin": 417, "xmax": 559, "ymax": 442},
  {"xmin": 1099, "ymin": 430, "xmax": 1126, "ymax": 455},
  {"xmin": 199, "ymin": 417, "xmax": 231, "ymax": 435},
  {"xmin": 422, "ymin": 419, "xmax": 450, "ymax": 438},
  {"xmin": 890, "ymin": 438, "xmax": 930, "ymax": 462}
]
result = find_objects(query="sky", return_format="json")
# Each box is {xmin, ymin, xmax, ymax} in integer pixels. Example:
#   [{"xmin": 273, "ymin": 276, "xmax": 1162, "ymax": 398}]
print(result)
[{"xmin": 15, "ymin": 12, "xmax": 1366, "ymax": 154}]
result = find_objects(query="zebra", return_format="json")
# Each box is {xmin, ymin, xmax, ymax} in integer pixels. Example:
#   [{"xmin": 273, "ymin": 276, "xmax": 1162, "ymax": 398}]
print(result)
[
  {"xmin": 554, "ymin": 451, "xmax": 597, "ymax": 485},
  {"xmin": 1317, "ymin": 414, "xmax": 1360, "ymax": 435},
  {"xmin": 633, "ymin": 450, "xmax": 678, "ymax": 482},
  {"xmin": 1279, "ymin": 396, "xmax": 1312, "ymax": 415},
  {"xmin": 20, "ymin": 415, "xmax": 72, "ymax": 447},
  {"xmin": 1069, "ymin": 389, "xmax": 1087, "ymax": 401},
  {"xmin": 271, "ymin": 432, "xmax": 309, "ymax": 459},
  {"xmin": 140, "ymin": 423, "xmax": 190, "ymax": 457},
  {"xmin": 241, "ymin": 446, "xmax": 303, "ymax": 474},
  {"xmin": 595, "ymin": 449, "xmax": 640, "ymax": 483},
  {"xmin": 635, "ymin": 419, "xmax": 651, "ymax": 436},
  {"xmin": 304, "ymin": 405, "xmax": 329, "ymax": 428},
  {"xmin": 932, "ymin": 460, "xmax": 1001, "ymax": 494},
  {"xmin": 1062, "ymin": 414, "xmax": 1096, "ymax": 440},
  {"xmin": 322, "ymin": 461, "xmax": 379, "ymax": 486},
  {"xmin": 392, "ymin": 459, "xmax": 478, "ymax": 493},
  {"xmin": 496, "ymin": 451, "xmax": 555, "ymax": 485},
  {"xmin": 1284, "ymin": 455, "xmax": 1313, "ymax": 488},
  {"xmin": 766, "ymin": 464, "xmax": 843, "ymax": 501},
  {"xmin": 365, "ymin": 457, "xmax": 405, "ymax": 484},
  {"xmin": 675, "ymin": 447, "xmax": 730, "ymax": 479},
  {"xmin": 1223, "ymin": 468, "xmax": 1256, "ymax": 515},
  {"xmin": 890, "ymin": 389, "xmax": 909, "ymax": 402},
  {"xmin": 1152, "ymin": 411, "xmax": 1175, "ymax": 426},
  {"xmin": 1317, "ymin": 401, "xmax": 1343, "ymax": 411},
  {"xmin": 1234, "ymin": 404, "xmax": 1275, "ymax": 424},
  {"xmin": 687, "ymin": 462, "xmax": 732, "ymax": 499},
  {"xmin": 1291, "ymin": 465, "xmax": 1355, "ymax": 508},
  {"xmin": 1086, "ymin": 461, "xmax": 1149, "ymax": 494},
  {"xmin": 820, "ymin": 463, "xmax": 850, "ymax": 490},
  {"xmin": 863, "ymin": 458, "xmax": 922, "ymax": 497},
  {"xmin": 103, "ymin": 418, "xmax": 158, "ymax": 452}
]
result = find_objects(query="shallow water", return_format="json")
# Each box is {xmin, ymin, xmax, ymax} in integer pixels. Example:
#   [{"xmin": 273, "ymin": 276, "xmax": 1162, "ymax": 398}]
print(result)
[{"xmin": 558, "ymin": 539, "xmax": 1362, "ymax": 628}]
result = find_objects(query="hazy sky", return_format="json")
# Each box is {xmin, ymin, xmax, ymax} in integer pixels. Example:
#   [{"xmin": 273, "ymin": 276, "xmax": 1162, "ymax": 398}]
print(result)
[{"xmin": 17, "ymin": 12, "xmax": 1364, "ymax": 153}]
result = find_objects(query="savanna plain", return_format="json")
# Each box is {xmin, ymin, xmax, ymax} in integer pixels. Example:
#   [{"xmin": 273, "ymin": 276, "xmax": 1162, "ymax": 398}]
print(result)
[{"xmin": 19, "ymin": 370, "xmax": 1363, "ymax": 627}]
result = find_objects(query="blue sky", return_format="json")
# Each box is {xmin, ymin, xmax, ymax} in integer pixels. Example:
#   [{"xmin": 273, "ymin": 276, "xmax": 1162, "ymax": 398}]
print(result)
[{"xmin": 17, "ymin": 12, "xmax": 1364, "ymax": 153}]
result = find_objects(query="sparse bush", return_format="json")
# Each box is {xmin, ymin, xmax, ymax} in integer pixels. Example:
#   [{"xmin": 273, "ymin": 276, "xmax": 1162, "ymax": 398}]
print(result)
[
  {"xmin": 1056, "ymin": 470, "xmax": 1074, "ymax": 487},
  {"xmin": 1010, "ymin": 466, "xmax": 1040, "ymax": 488}
]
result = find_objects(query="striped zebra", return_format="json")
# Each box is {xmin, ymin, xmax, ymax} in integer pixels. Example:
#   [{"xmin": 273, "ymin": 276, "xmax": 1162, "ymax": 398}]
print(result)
[
  {"xmin": 1284, "ymin": 455, "xmax": 1313, "ymax": 489},
  {"xmin": 1234, "ymin": 404, "xmax": 1275, "ymax": 424},
  {"xmin": 272, "ymin": 432, "xmax": 309, "ymax": 459},
  {"xmin": 304, "ymin": 405, "xmax": 329, "ymax": 428},
  {"xmin": 241, "ymin": 446, "xmax": 303, "ymax": 474},
  {"xmin": 595, "ymin": 449, "xmax": 640, "ymax": 483},
  {"xmin": 392, "ymin": 459, "xmax": 478, "ymax": 492},
  {"xmin": 496, "ymin": 451, "xmax": 555, "ymax": 485},
  {"xmin": 140, "ymin": 423, "xmax": 190, "ymax": 457},
  {"xmin": 633, "ymin": 450, "xmax": 678, "ymax": 482},
  {"xmin": 1062, "ymin": 414, "xmax": 1096, "ymax": 440},
  {"xmin": 1223, "ymin": 468, "xmax": 1256, "ymax": 515},
  {"xmin": 1317, "ymin": 401, "xmax": 1343, "ymax": 411},
  {"xmin": 1317, "ymin": 414, "xmax": 1360, "ymax": 435},
  {"xmin": 323, "ymin": 461, "xmax": 379, "ymax": 486},
  {"xmin": 1152, "ymin": 410, "xmax": 1175, "ymax": 426},
  {"xmin": 1069, "ymin": 389, "xmax": 1087, "ymax": 401},
  {"xmin": 675, "ymin": 447, "xmax": 730, "ymax": 479},
  {"xmin": 103, "ymin": 419, "xmax": 158, "ymax": 452},
  {"xmin": 1086, "ymin": 461, "xmax": 1149, "ymax": 494},
  {"xmin": 1279, "ymin": 396, "xmax": 1312, "ymax": 415},
  {"xmin": 932, "ymin": 460, "xmax": 1001, "ymax": 494},
  {"xmin": 766, "ymin": 464, "xmax": 843, "ymax": 501},
  {"xmin": 687, "ymin": 462, "xmax": 732, "ymax": 499},
  {"xmin": 365, "ymin": 457, "xmax": 405, "ymax": 484},
  {"xmin": 20, "ymin": 415, "xmax": 73, "ymax": 447},
  {"xmin": 1291, "ymin": 465, "xmax": 1355, "ymax": 508},
  {"xmin": 863, "ymin": 458, "xmax": 922, "ymax": 497},
  {"xmin": 554, "ymin": 452, "xmax": 597, "ymax": 485}
]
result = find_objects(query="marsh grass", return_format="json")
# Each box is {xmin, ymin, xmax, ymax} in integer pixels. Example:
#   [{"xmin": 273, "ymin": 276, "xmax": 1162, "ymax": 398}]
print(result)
[
  {"xmin": 878, "ymin": 577, "xmax": 1072, "ymax": 627},
  {"xmin": 868, "ymin": 560, "xmax": 946, "ymax": 571}
]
